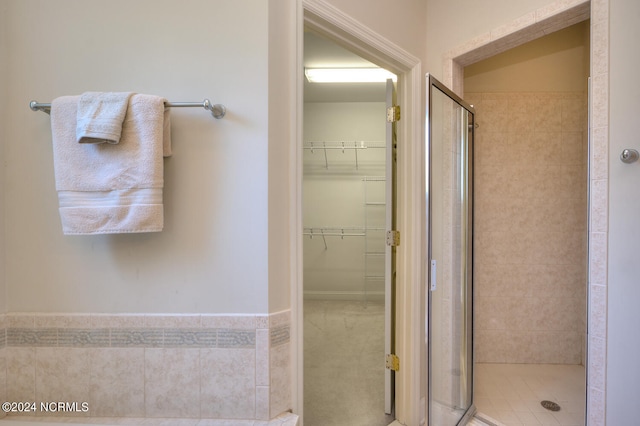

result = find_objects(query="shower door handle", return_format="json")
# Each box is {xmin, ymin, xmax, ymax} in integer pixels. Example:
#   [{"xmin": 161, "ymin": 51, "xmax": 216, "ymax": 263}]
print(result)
[{"xmin": 430, "ymin": 260, "xmax": 437, "ymax": 291}]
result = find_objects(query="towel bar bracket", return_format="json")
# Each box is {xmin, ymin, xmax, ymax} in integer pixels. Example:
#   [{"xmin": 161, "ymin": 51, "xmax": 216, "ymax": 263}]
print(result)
[{"xmin": 29, "ymin": 98, "xmax": 226, "ymax": 119}]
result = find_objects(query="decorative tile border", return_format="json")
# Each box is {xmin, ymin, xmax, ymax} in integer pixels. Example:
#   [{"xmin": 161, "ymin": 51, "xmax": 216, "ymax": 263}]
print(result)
[
  {"xmin": 3, "ymin": 313, "xmax": 290, "ymax": 350},
  {"xmin": 0, "ymin": 313, "xmax": 5, "ymax": 349},
  {"xmin": 1, "ymin": 311, "xmax": 291, "ymax": 421},
  {"xmin": 271, "ymin": 325, "xmax": 290, "ymax": 347},
  {"xmin": 6, "ymin": 327, "xmax": 254, "ymax": 349}
]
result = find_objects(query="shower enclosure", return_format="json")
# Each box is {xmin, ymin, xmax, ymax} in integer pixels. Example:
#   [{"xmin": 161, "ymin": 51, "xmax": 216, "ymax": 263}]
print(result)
[{"xmin": 426, "ymin": 74, "xmax": 475, "ymax": 425}]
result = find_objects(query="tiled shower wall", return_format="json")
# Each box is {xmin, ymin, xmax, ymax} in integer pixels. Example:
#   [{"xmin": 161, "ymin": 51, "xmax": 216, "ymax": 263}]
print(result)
[
  {"xmin": 0, "ymin": 311, "xmax": 290, "ymax": 421},
  {"xmin": 469, "ymin": 91, "xmax": 588, "ymax": 364}
]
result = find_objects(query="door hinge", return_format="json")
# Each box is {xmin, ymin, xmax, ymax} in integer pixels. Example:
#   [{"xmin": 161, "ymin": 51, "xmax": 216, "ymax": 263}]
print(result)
[
  {"xmin": 386, "ymin": 354, "xmax": 400, "ymax": 371},
  {"xmin": 386, "ymin": 230, "xmax": 400, "ymax": 247},
  {"xmin": 387, "ymin": 105, "xmax": 400, "ymax": 123}
]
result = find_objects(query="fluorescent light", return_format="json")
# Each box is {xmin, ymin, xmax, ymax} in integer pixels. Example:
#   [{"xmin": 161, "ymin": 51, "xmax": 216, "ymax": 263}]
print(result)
[{"xmin": 305, "ymin": 68, "xmax": 397, "ymax": 83}]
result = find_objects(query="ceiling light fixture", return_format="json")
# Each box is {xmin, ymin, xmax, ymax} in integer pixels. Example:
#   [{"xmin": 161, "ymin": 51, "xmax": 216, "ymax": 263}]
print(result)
[{"xmin": 304, "ymin": 68, "xmax": 397, "ymax": 83}]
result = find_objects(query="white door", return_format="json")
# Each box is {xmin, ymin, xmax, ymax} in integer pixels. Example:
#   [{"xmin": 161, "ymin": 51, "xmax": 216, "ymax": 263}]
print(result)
[{"xmin": 385, "ymin": 78, "xmax": 397, "ymax": 415}]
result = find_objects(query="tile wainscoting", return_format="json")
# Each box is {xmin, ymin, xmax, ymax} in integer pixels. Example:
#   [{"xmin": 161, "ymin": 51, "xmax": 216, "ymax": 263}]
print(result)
[{"xmin": 0, "ymin": 311, "xmax": 291, "ymax": 422}]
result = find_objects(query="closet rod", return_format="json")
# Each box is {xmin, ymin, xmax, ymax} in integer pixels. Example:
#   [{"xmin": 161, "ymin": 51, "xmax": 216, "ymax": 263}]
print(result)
[
  {"xmin": 303, "ymin": 141, "xmax": 385, "ymax": 149},
  {"xmin": 29, "ymin": 98, "xmax": 226, "ymax": 119}
]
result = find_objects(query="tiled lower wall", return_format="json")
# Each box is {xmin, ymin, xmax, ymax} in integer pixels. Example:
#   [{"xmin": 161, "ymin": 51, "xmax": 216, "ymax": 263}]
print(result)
[{"xmin": 0, "ymin": 311, "xmax": 290, "ymax": 421}]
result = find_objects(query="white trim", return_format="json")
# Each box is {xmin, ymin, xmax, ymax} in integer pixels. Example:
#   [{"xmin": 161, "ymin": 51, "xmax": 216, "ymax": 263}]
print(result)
[
  {"xmin": 291, "ymin": 1, "xmax": 305, "ymax": 422},
  {"xmin": 296, "ymin": 1, "xmax": 424, "ymax": 425}
]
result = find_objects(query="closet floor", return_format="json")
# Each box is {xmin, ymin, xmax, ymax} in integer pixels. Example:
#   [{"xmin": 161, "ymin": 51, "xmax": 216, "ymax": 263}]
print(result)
[{"xmin": 303, "ymin": 299, "xmax": 394, "ymax": 426}]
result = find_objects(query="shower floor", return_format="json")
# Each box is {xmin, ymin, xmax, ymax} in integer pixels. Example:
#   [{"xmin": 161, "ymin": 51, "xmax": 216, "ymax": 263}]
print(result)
[
  {"xmin": 303, "ymin": 299, "xmax": 394, "ymax": 426},
  {"xmin": 474, "ymin": 363, "xmax": 586, "ymax": 426}
]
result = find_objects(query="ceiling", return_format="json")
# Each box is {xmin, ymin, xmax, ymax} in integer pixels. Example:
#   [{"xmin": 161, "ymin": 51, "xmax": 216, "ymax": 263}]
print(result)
[{"xmin": 303, "ymin": 30, "xmax": 389, "ymax": 103}]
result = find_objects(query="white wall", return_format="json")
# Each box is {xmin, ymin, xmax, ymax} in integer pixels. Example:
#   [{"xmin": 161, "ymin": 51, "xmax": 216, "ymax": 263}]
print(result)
[
  {"xmin": 325, "ymin": 0, "xmax": 427, "ymax": 64},
  {"xmin": 268, "ymin": 0, "xmax": 295, "ymax": 313},
  {"xmin": 607, "ymin": 0, "xmax": 640, "ymax": 422},
  {"xmin": 4, "ymin": 0, "xmax": 270, "ymax": 314},
  {"xmin": 0, "ymin": 0, "xmax": 7, "ymax": 314},
  {"xmin": 425, "ymin": 0, "xmax": 559, "ymax": 79}
]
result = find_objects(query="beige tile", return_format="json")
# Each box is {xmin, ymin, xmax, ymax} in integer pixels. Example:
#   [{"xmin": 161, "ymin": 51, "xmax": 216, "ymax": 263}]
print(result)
[
  {"xmin": 145, "ymin": 348, "xmax": 200, "ymax": 418},
  {"xmin": 589, "ymin": 284, "xmax": 607, "ymax": 339},
  {"xmin": 591, "ymin": 19, "xmax": 609, "ymax": 76},
  {"xmin": 35, "ymin": 348, "xmax": 91, "ymax": 416},
  {"xmin": 256, "ymin": 329, "xmax": 270, "ymax": 387},
  {"xmin": 34, "ymin": 314, "xmax": 92, "ymax": 329},
  {"xmin": 0, "ymin": 348, "xmax": 5, "ymax": 412},
  {"xmin": 8, "ymin": 314, "xmax": 35, "ymax": 328},
  {"xmin": 474, "ymin": 330, "xmax": 508, "ymax": 363},
  {"xmin": 255, "ymin": 385, "xmax": 270, "ymax": 421},
  {"xmin": 7, "ymin": 348, "xmax": 35, "ymax": 403},
  {"xmin": 562, "ymin": 131, "xmax": 586, "ymax": 166},
  {"xmin": 508, "ymin": 94, "xmax": 537, "ymax": 134},
  {"xmin": 474, "ymin": 263, "xmax": 529, "ymax": 298},
  {"xmin": 477, "ymin": 132, "xmax": 511, "ymax": 169},
  {"xmin": 89, "ymin": 348, "xmax": 145, "ymax": 417},
  {"xmin": 589, "ymin": 232, "xmax": 608, "ymax": 286},
  {"xmin": 588, "ymin": 336, "xmax": 606, "ymax": 392},
  {"xmin": 90, "ymin": 314, "xmax": 145, "ymax": 329},
  {"xmin": 588, "ymin": 388, "xmax": 606, "ymax": 425},
  {"xmin": 269, "ymin": 310, "xmax": 290, "ymax": 329},
  {"xmin": 144, "ymin": 314, "xmax": 201, "ymax": 329},
  {"xmin": 533, "ymin": 96, "xmax": 563, "ymax": 132},
  {"xmin": 200, "ymin": 348, "xmax": 255, "ymax": 419},
  {"xmin": 464, "ymin": 93, "xmax": 482, "ymax": 109},
  {"xmin": 256, "ymin": 315, "xmax": 269, "ymax": 329},
  {"xmin": 590, "ymin": 179, "xmax": 608, "ymax": 233},
  {"xmin": 270, "ymin": 342, "xmax": 291, "ymax": 418},
  {"xmin": 533, "ymin": 331, "xmax": 582, "ymax": 364},
  {"xmin": 480, "ymin": 98, "xmax": 511, "ymax": 133},
  {"xmin": 562, "ymin": 97, "xmax": 586, "ymax": 132},
  {"xmin": 590, "ymin": 127, "xmax": 609, "ymax": 181},
  {"xmin": 590, "ymin": 74, "xmax": 609, "ymax": 129},
  {"xmin": 200, "ymin": 315, "xmax": 256, "ymax": 329}
]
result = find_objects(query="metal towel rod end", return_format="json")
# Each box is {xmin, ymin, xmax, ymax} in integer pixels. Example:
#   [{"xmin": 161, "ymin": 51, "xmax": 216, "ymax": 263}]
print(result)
[{"xmin": 29, "ymin": 98, "xmax": 226, "ymax": 119}]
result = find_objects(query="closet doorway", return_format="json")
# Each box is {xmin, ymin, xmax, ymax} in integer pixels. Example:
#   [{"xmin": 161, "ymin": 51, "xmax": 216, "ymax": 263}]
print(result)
[{"xmin": 302, "ymin": 29, "xmax": 397, "ymax": 426}]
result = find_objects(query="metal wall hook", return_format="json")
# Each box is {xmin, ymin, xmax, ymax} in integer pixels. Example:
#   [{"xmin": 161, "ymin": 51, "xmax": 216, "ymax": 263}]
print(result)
[{"xmin": 620, "ymin": 149, "xmax": 639, "ymax": 164}]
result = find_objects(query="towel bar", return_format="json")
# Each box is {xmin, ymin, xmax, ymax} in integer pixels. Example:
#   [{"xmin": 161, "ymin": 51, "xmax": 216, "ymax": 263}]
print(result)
[{"xmin": 29, "ymin": 98, "xmax": 226, "ymax": 119}]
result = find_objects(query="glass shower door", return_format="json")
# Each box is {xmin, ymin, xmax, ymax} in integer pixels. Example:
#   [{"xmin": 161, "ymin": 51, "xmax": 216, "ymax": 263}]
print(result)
[{"xmin": 426, "ymin": 74, "xmax": 475, "ymax": 426}]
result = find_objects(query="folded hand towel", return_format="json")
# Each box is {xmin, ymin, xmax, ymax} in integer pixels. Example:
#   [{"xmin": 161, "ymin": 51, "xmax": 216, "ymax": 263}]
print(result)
[
  {"xmin": 51, "ymin": 94, "xmax": 172, "ymax": 235},
  {"xmin": 76, "ymin": 91, "xmax": 133, "ymax": 144}
]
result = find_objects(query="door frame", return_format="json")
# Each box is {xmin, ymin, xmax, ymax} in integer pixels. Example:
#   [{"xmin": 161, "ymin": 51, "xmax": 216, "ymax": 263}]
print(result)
[
  {"xmin": 293, "ymin": 1, "xmax": 425, "ymax": 424},
  {"xmin": 439, "ymin": 1, "xmax": 607, "ymax": 424}
]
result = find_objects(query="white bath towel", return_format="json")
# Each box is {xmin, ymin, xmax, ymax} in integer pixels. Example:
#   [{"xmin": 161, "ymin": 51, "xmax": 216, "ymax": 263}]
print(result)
[
  {"xmin": 51, "ymin": 94, "xmax": 172, "ymax": 235},
  {"xmin": 76, "ymin": 91, "xmax": 133, "ymax": 144}
]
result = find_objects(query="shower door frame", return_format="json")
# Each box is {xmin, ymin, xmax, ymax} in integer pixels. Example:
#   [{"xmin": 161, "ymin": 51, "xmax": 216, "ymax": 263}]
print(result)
[{"xmin": 425, "ymin": 73, "xmax": 476, "ymax": 426}]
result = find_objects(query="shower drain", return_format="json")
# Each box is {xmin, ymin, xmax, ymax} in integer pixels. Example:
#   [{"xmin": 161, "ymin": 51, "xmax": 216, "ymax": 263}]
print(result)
[{"xmin": 541, "ymin": 400, "xmax": 561, "ymax": 412}]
